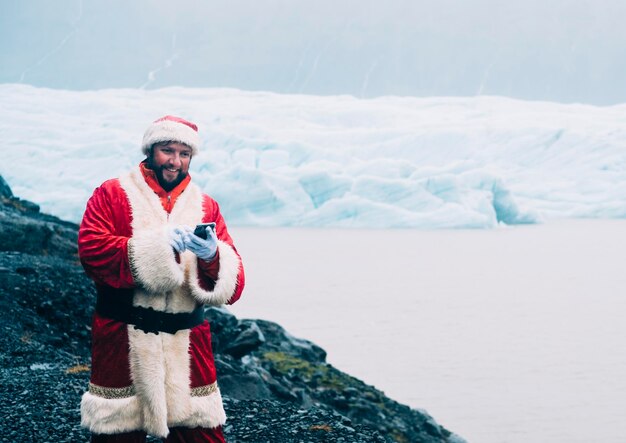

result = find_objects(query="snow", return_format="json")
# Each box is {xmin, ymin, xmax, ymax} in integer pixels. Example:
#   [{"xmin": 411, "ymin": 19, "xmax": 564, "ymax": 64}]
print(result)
[{"xmin": 1, "ymin": 84, "xmax": 625, "ymax": 228}]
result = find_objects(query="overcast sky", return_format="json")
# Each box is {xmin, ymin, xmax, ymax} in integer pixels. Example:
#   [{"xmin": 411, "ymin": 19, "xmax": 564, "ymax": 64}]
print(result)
[{"xmin": 2, "ymin": 0, "xmax": 626, "ymax": 104}]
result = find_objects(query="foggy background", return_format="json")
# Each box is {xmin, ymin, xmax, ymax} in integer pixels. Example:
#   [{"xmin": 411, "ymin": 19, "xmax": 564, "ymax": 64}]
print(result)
[{"xmin": 2, "ymin": 0, "xmax": 626, "ymax": 105}]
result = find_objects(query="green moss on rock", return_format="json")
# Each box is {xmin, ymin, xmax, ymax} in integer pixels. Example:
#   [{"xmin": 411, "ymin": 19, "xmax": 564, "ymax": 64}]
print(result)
[{"xmin": 261, "ymin": 351, "xmax": 360, "ymax": 391}]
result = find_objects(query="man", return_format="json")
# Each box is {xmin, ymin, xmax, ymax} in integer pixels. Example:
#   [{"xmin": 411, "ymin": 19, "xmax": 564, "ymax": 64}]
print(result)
[{"xmin": 78, "ymin": 115, "xmax": 245, "ymax": 442}]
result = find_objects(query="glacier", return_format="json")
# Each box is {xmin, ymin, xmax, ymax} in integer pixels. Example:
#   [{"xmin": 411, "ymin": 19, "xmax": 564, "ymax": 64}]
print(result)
[{"xmin": 1, "ymin": 84, "xmax": 625, "ymax": 228}]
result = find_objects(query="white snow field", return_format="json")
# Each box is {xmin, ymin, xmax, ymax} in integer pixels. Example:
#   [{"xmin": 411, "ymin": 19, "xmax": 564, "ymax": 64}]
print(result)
[{"xmin": 1, "ymin": 84, "xmax": 625, "ymax": 228}]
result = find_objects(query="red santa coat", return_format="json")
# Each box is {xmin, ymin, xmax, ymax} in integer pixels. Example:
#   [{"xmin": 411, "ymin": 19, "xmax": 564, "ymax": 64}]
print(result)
[{"xmin": 78, "ymin": 164, "xmax": 245, "ymax": 438}]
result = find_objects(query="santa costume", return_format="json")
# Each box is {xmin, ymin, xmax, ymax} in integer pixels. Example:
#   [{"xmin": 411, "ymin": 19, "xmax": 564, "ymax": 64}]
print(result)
[{"xmin": 78, "ymin": 116, "xmax": 245, "ymax": 442}]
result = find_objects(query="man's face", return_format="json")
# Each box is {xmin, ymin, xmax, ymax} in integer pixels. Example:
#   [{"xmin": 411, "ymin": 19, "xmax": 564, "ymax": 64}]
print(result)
[{"xmin": 147, "ymin": 142, "xmax": 192, "ymax": 191}]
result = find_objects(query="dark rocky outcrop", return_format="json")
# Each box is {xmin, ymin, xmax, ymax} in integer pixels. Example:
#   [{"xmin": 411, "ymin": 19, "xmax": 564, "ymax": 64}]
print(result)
[
  {"xmin": 0, "ymin": 175, "xmax": 465, "ymax": 443},
  {"xmin": 208, "ymin": 308, "xmax": 462, "ymax": 443},
  {"xmin": 0, "ymin": 177, "xmax": 78, "ymax": 258}
]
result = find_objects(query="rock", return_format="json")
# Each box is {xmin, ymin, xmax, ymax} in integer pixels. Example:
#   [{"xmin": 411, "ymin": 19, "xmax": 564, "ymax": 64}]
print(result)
[
  {"xmin": 15, "ymin": 266, "xmax": 37, "ymax": 276},
  {"xmin": 223, "ymin": 320, "xmax": 265, "ymax": 358},
  {"xmin": 204, "ymin": 306, "xmax": 238, "ymax": 334},
  {"xmin": 15, "ymin": 199, "xmax": 40, "ymax": 213},
  {"xmin": 254, "ymin": 319, "xmax": 327, "ymax": 362},
  {"xmin": 0, "ymin": 214, "xmax": 77, "ymax": 257},
  {"xmin": 218, "ymin": 373, "xmax": 272, "ymax": 400},
  {"xmin": 0, "ymin": 175, "xmax": 13, "ymax": 199},
  {"xmin": 204, "ymin": 306, "xmax": 239, "ymax": 352}
]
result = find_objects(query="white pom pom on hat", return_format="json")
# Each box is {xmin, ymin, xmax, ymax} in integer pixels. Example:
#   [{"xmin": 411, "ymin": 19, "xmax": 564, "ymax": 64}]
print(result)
[{"xmin": 141, "ymin": 115, "xmax": 201, "ymax": 156}]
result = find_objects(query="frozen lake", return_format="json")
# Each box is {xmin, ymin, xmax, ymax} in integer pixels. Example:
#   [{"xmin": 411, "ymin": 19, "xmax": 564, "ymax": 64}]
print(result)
[{"xmin": 227, "ymin": 220, "xmax": 626, "ymax": 443}]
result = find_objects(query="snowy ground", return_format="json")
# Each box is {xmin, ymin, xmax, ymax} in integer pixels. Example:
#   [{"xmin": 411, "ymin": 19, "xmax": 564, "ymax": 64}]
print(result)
[{"xmin": 227, "ymin": 220, "xmax": 626, "ymax": 443}]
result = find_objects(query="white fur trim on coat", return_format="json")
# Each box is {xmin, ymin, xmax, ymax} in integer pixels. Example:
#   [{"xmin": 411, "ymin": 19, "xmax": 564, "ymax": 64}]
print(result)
[
  {"xmin": 127, "ymin": 327, "xmax": 170, "ymax": 438},
  {"xmin": 80, "ymin": 388, "xmax": 226, "ymax": 436},
  {"xmin": 177, "ymin": 388, "xmax": 227, "ymax": 429},
  {"xmin": 162, "ymin": 331, "xmax": 194, "ymax": 424},
  {"xmin": 188, "ymin": 240, "xmax": 241, "ymax": 306},
  {"xmin": 81, "ymin": 392, "xmax": 142, "ymax": 435},
  {"xmin": 128, "ymin": 227, "xmax": 185, "ymax": 293},
  {"xmin": 126, "ymin": 327, "xmax": 226, "ymax": 437}
]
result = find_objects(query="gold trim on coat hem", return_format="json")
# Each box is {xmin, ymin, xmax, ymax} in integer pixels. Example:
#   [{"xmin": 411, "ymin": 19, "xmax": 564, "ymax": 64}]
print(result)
[
  {"xmin": 88, "ymin": 381, "xmax": 218, "ymax": 399},
  {"xmin": 88, "ymin": 382, "xmax": 135, "ymax": 399},
  {"xmin": 191, "ymin": 382, "xmax": 218, "ymax": 397}
]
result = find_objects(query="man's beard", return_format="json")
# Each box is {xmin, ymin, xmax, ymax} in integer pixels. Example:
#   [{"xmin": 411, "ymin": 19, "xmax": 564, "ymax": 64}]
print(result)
[{"xmin": 147, "ymin": 158, "xmax": 188, "ymax": 192}]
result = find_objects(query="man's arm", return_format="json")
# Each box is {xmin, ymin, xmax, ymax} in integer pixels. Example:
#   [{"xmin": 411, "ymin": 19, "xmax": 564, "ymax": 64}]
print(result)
[
  {"xmin": 192, "ymin": 196, "xmax": 245, "ymax": 305},
  {"xmin": 78, "ymin": 181, "xmax": 135, "ymax": 288}
]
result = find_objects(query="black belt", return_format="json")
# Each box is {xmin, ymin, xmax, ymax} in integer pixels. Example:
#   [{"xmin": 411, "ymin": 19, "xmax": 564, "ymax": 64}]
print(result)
[{"xmin": 96, "ymin": 287, "xmax": 205, "ymax": 335}]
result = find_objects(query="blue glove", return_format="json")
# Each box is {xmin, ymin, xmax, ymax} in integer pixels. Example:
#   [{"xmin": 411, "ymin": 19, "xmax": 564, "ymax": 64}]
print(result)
[
  {"xmin": 184, "ymin": 224, "xmax": 218, "ymax": 261},
  {"xmin": 168, "ymin": 226, "xmax": 187, "ymax": 253}
]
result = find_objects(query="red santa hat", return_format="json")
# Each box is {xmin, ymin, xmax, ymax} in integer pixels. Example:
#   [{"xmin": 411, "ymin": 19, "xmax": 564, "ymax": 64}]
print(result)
[{"xmin": 141, "ymin": 115, "xmax": 201, "ymax": 156}]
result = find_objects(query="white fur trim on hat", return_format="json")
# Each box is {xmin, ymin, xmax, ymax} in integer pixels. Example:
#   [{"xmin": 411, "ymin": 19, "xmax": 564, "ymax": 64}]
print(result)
[{"xmin": 141, "ymin": 115, "xmax": 200, "ymax": 156}]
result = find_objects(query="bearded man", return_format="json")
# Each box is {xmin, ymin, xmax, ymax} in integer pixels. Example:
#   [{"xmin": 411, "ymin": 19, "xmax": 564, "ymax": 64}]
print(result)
[{"xmin": 78, "ymin": 115, "xmax": 245, "ymax": 443}]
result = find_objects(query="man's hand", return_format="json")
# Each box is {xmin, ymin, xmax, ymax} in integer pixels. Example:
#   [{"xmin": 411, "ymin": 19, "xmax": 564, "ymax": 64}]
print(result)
[
  {"xmin": 185, "ymin": 225, "xmax": 218, "ymax": 262},
  {"xmin": 168, "ymin": 226, "xmax": 188, "ymax": 253}
]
